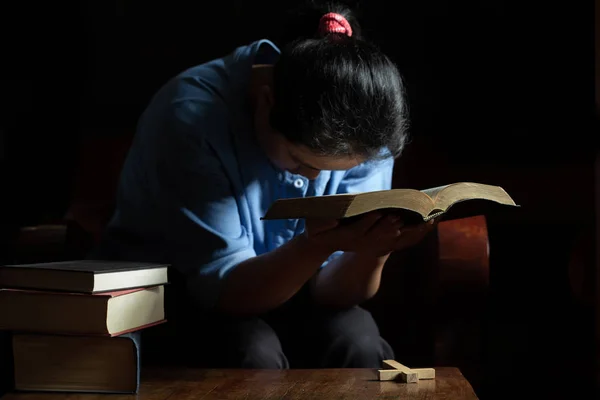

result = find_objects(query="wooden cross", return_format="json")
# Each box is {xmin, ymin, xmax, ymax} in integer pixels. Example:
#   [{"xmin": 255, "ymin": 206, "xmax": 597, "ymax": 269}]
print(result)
[{"xmin": 377, "ymin": 359, "xmax": 436, "ymax": 383}]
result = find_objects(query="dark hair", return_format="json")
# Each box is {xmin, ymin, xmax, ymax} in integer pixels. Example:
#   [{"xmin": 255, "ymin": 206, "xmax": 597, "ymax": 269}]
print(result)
[{"xmin": 270, "ymin": 1, "xmax": 408, "ymax": 160}]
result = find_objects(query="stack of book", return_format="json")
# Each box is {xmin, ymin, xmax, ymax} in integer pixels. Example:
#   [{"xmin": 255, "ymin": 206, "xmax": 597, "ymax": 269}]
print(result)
[{"xmin": 0, "ymin": 260, "xmax": 168, "ymax": 394}]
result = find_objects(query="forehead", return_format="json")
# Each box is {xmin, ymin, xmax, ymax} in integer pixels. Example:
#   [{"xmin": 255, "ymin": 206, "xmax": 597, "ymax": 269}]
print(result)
[{"xmin": 287, "ymin": 141, "xmax": 365, "ymax": 171}]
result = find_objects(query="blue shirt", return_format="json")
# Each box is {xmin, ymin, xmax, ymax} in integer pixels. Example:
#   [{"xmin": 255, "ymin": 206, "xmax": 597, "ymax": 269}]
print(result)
[{"xmin": 101, "ymin": 39, "xmax": 394, "ymax": 309}]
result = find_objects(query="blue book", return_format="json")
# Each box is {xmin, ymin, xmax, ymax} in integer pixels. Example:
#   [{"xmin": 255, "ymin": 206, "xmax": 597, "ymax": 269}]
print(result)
[{"xmin": 11, "ymin": 331, "xmax": 141, "ymax": 394}]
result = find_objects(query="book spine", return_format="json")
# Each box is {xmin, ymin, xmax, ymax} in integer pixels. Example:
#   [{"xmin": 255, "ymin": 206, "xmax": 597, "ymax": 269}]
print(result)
[
  {"xmin": 424, "ymin": 211, "xmax": 445, "ymax": 221},
  {"xmin": 120, "ymin": 331, "xmax": 141, "ymax": 394}
]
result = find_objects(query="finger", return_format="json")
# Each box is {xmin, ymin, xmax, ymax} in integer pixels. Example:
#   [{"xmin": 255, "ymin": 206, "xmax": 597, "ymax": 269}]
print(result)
[
  {"xmin": 346, "ymin": 211, "xmax": 384, "ymax": 234},
  {"xmin": 317, "ymin": 218, "xmax": 341, "ymax": 230},
  {"xmin": 429, "ymin": 217, "xmax": 441, "ymax": 227},
  {"xmin": 393, "ymin": 233, "xmax": 419, "ymax": 251},
  {"xmin": 407, "ymin": 222, "xmax": 433, "ymax": 232},
  {"xmin": 389, "ymin": 214, "xmax": 405, "ymax": 228},
  {"xmin": 397, "ymin": 224, "xmax": 422, "ymax": 234},
  {"xmin": 306, "ymin": 218, "xmax": 339, "ymax": 235},
  {"xmin": 393, "ymin": 224, "xmax": 431, "ymax": 248},
  {"xmin": 408, "ymin": 224, "xmax": 432, "ymax": 239},
  {"xmin": 367, "ymin": 214, "xmax": 403, "ymax": 237},
  {"xmin": 426, "ymin": 220, "xmax": 437, "ymax": 232}
]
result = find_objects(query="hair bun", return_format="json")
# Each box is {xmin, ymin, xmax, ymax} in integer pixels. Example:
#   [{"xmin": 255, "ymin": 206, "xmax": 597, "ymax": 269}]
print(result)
[{"xmin": 317, "ymin": 12, "xmax": 353, "ymax": 37}]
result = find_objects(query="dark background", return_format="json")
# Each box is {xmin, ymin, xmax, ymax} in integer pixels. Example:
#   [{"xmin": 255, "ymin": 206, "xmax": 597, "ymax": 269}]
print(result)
[
  {"xmin": 1, "ymin": 0, "xmax": 595, "ymax": 223},
  {"xmin": 0, "ymin": 1, "xmax": 597, "ymax": 399}
]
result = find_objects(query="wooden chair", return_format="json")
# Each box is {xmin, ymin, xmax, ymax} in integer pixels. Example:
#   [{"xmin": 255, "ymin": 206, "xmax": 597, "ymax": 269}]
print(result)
[{"xmin": 11, "ymin": 133, "xmax": 133, "ymax": 263}]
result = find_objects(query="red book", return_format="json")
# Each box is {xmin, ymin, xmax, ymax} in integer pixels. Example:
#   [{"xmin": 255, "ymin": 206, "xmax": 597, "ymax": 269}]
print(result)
[{"xmin": 0, "ymin": 286, "xmax": 165, "ymax": 336}]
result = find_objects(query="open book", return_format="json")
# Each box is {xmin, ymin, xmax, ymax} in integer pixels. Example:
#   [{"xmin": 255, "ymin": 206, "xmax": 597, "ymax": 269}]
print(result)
[{"xmin": 262, "ymin": 182, "xmax": 518, "ymax": 223}]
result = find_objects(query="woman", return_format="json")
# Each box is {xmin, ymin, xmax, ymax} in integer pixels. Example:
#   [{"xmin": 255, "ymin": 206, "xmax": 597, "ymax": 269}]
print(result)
[{"xmin": 98, "ymin": 2, "xmax": 434, "ymax": 368}]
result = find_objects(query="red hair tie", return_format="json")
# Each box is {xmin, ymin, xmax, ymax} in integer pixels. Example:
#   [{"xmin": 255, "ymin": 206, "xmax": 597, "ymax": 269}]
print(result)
[{"xmin": 318, "ymin": 12, "xmax": 353, "ymax": 37}]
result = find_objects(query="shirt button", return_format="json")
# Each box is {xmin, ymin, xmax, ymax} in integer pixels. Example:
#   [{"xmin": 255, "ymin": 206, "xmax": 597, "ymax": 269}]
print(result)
[{"xmin": 293, "ymin": 178, "xmax": 304, "ymax": 188}]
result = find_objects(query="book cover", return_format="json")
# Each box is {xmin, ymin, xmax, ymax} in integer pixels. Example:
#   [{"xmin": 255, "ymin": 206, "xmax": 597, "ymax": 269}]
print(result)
[
  {"xmin": 0, "ymin": 286, "xmax": 165, "ymax": 336},
  {"xmin": 2, "ymin": 260, "xmax": 168, "ymax": 273},
  {"xmin": 0, "ymin": 260, "xmax": 169, "ymax": 293}
]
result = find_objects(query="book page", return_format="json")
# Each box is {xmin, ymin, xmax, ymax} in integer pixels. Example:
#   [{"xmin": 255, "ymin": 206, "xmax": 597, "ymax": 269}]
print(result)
[
  {"xmin": 263, "ymin": 189, "xmax": 435, "ymax": 220},
  {"xmin": 432, "ymin": 182, "xmax": 517, "ymax": 212},
  {"xmin": 346, "ymin": 189, "xmax": 435, "ymax": 218},
  {"xmin": 421, "ymin": 185, "xmax": 451, "ymax": 199}
]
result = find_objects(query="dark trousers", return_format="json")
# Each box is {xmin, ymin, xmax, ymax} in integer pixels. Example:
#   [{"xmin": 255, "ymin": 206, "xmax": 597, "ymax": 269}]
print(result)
[{"xmin": 143, "ymin": 284, "xmax": 394, "ymax": 369}]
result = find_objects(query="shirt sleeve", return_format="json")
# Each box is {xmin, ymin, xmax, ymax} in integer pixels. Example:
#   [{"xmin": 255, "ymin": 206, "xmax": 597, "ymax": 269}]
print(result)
[
  {"xmin": 155, "ymin": 99, "xmax": 256, "ymax": 310},
  {"xmin": 321, "ymin": 155, "xmax": 395, "ymax": 267}
]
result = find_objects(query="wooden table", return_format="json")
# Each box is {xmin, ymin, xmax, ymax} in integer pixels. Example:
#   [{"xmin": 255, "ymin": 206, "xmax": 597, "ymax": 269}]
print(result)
[{"xmin": 2, "ymin": 367, "xmax": 478, "ymax": 399}]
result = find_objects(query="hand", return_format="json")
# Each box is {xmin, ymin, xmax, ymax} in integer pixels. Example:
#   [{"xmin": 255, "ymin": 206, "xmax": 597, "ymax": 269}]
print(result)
[
  {"xmin": 303, "ymin": 212, "xmax": 397, "ymax": 257},
  {"xmin": 392, "ymin": 219, "xmax": 436, "ymax": 253},
  {"xmin": 304, "ymin": 213, "xmax": 437, "ymax": 257},
  {"xmin": 346, "ymin": 215, "xmax": 436, "ymax": 256}
]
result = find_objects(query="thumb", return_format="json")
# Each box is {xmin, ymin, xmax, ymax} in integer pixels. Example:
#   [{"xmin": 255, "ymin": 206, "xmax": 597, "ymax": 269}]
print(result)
[
  {"xmin": 317, "ymin": 218, "xmax": 340, "ymax": 230},
  {"xmin": 306, "ymin": 218, "xmax": 340, "ymax": 235}
]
